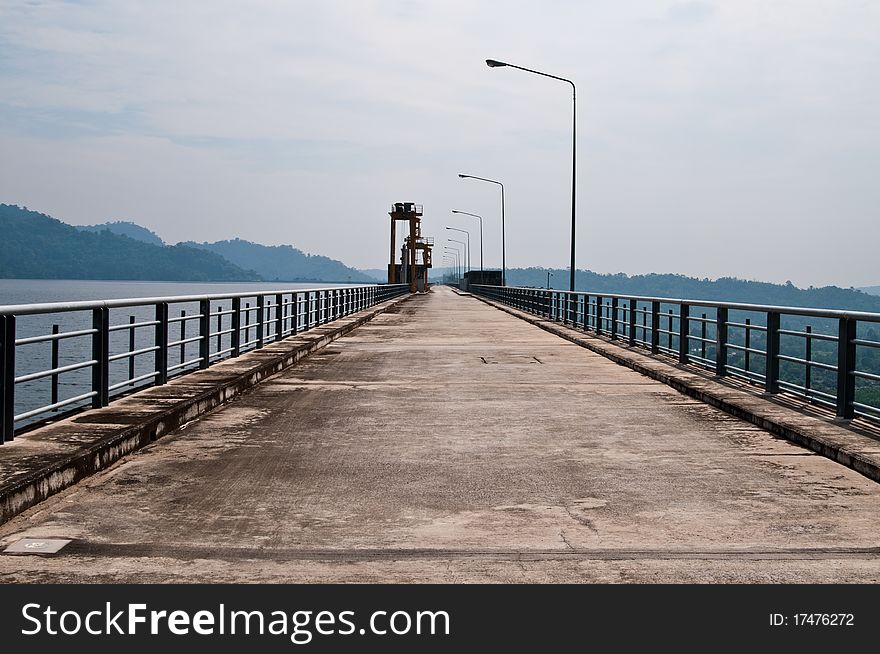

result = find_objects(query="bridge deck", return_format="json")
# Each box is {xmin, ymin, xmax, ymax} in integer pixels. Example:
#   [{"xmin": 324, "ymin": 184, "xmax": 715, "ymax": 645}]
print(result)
[{"xmin": 1, "ymin": 285, "xmax": 879, "ymax": 582}]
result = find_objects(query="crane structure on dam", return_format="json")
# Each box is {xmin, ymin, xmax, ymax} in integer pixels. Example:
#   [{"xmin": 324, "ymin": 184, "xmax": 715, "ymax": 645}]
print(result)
[{"xmin": 388, "ymin": 202, "xmax": 433, "ymax": 293}]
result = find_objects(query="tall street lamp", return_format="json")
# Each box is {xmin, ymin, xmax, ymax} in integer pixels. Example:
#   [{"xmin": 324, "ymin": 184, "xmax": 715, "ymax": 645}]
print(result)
[
  {"xmin": 451, "ymin": 210, "xmax": 483, "ymax": 280},
  {"xmin": 445, "ymin": 226, "xmax": 470, "ymax": 276},
  {"xmin": 485, "ymin": 59, "xmax": 576, "ymax": 293},
  {"xmin": 458, "ymin": 176, "xmax": 504, "ymax": 285},
  {"xmin": 444, "ymin": 246, "xmax": 461, "ymax": 281},
  {"xmin": 448, "ymin": 238, "xmax": 468, "ymax": 274}
]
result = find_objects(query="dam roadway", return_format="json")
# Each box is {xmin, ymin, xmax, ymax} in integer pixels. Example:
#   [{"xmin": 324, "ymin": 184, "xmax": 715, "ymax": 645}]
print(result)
[{"xmin": 1, "ymin": 285, "xmax": 879, "ymax": 582}]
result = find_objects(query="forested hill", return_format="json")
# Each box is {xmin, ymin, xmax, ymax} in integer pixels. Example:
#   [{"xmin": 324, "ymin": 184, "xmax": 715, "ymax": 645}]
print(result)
[
  {"xmin": 182, "ymin": 239, "xmax": 375, "ymax": 283},
  {"xmin": 78, "ymin": 221, "xmax": 165, "ymax": 246},
  {"xmin": 506, "ymin": 268, "xmax": 880, "ymax": 313},
  {"xmin": 0, "ymin": 204, "xmax": 259, "ymax": 281}
]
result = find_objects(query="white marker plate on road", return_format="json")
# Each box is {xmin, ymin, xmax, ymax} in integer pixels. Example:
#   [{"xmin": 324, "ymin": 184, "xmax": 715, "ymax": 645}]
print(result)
[{"xmin": 4, "ymin": 538, "xmax": 71, "ymax": 554}]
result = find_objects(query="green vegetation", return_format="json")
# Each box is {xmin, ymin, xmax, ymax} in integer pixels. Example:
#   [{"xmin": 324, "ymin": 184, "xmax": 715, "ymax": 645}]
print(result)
[
  {"xmin": 0, "ymin": 204, "xmax": 259, "ymax": 281},
  {"xmin": 0, "ymin": 204, "xmax": 375, "ymax": 283},
  {"xmin": 182, "ymin": 239, "xmax": 375, "ymax": 283},
  {"xmin": 78, "ymin": 221, "xmax": 165, "ymax": 246},
  {"xmin": 508, "ymin": 267, "xmax": 880, "ymax": 313},
  {"xmin": 358, "ymin": 268, "xmax": 388, "ymax": 282}
]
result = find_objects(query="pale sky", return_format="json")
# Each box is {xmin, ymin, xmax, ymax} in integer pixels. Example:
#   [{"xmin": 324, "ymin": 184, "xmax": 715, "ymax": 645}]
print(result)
[{"xmin": 1, "ymin": 1, "xmax": 878, "ymax": 287}]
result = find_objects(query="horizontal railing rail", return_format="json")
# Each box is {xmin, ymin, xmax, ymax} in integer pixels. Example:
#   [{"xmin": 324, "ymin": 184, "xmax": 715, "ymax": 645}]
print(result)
[
  {"xmin": 471, "ymin": 285, "xmax": 880, "ymax": 424},
  {"xmin": 0, "ymin": 284, "xmax": 409, "ymax": 442}
]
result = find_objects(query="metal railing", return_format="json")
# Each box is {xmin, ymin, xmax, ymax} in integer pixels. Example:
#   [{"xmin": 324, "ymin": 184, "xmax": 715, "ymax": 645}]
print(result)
[
  {"xmin": 0, "ymin": 284, "xmax": 409, "ymax": 442},
  {"xmin": 471, "ymin": 285, "xmax": 880, "ymax": 424}
]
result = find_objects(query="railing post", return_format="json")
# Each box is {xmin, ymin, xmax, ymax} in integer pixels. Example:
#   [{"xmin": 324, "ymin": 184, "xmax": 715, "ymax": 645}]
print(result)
[
  {"xmin": 292, "ymin": 293, "xmax": 300, "ymax": 335},
  {"xmin": 51, "ymin": 324, "xmax": 60, "ymax": 405},
  {"xmin": 155, "ymin": 303, "xmax": 168, "ymax": 385},
  {"xmin": 610, "ymin": 297, "xmax": 619, "ymax": 340},
  {"xmin": 765, "ymin": 311, "xmax": 780, "ymax": 394},
  {"xmin": 257, "ymin": 295, "xmax": 265, "ymax": 348},
  {"xmin": 836, "ymin": 318, "xmax": 856, "ymax": 419},
  {"xmin": 216, "ymin": 306, "xmax": 222, "ymax": 355},
  {"xmin": 275, "ymin": 293, "xmax": 284, "ymax": 341},
  {"xmin": 581, "ymin": 294, "xmax": 588, "ymax": 330},
  {"xmin": 179, "ymin": 310, "xmax": 187, "ymax": 364},
  {"xmin": 128, "ymin": 317, "xmax": 136, "ymax": 383},
  {"xmin": 1, "ymin": 314, "xmax": 15, "ymax": 443},
  {"xmin": 805, "ymin": 325, "xmax": 812, "ymax": 392},
  {"xmin": 244, "ymin": 302, "xmax": 251, "ymax": 345},
  {"xmin": 678, "ymin": 303, "xmax": 690, "ymax": 364},
  {"xmin": 700, "ymin": 313, "xmax": 707, "ymax": 360},
  {"xmin": 715, "ymin": 307, "xmax": 728, "ymax": 377},
  {"xmin": 595, "ymin": 296, "xmax": 603, "ymax": 335},
  {"xmin": 199, "ymin": 300, "xmax": 210, "ymax": 369},
  {"xmin": 745, "ymin": 318, "xmax": 752, "ymax": 374},
  {"xmin": 650, "ymin": 301, "xmax": 660, "ymax": 354},
  {"xmin": 92, "ymin": 307, "xmax": 109, "ymax": 407},
  {"xmin": 628, "ymin": 300, "xmax": 637, "ymax": 346},
  {"xmin": 231, "ymin": 297, "xmax": 241, "ymax": 357}
]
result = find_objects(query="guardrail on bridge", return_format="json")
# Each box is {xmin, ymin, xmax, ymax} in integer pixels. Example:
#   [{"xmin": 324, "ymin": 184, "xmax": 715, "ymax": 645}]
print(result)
[
  {"xmin": 470, "ymin": 285, "xmax": 880, "ymax": 424},
  {"xmin": 0, "ymin": 284, "xmax": 409, "ymax": 442}
]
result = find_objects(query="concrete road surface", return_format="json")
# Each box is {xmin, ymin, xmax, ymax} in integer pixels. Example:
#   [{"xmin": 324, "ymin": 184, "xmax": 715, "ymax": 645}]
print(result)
[{"xmin": 1, "ymin": 286, "xmax": 879, "ymax": 582}]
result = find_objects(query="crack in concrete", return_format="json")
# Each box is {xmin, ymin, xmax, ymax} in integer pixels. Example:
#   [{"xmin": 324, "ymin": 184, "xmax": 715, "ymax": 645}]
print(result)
[
  {"xmin": 565, "ymin": 506, "xmax": 601, "ymax": 537},
  {"xmin": 559, "ymin": 530, "xmax": 575, "ymax": 551}
]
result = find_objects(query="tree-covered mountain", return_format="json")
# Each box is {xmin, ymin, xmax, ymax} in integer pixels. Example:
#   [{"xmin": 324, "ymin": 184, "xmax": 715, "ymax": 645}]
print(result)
[
  {"xmin": 504, "ymin": 267, "xmax": 880, "ymax": 313},
  {"xmin": 182, "ymin": 239, "xmax": 375, "ymax": 283},
  {"xmin": 358, "ymin": 268, "xmax": 387, "ymax": 282},
  {"xmin": 861, "ymin": 286, "xmax": 880, "ymax": 297},
  {"xmin": 0, "ymin": 204, "xmax": 259, "ymax": 281},
  {"xmin": 78, "ymin": 220, "xmax": 165, "ymax": 246}
]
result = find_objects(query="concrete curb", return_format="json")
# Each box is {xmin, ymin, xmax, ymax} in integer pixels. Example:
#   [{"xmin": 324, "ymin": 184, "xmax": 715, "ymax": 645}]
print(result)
[
  {"xmin": 473, "ymin": 294, "xmax": 880, "ymax": 484},
  {"xmin": 0, "ymin": 294, "xmax": 412, "ymax": 524}
]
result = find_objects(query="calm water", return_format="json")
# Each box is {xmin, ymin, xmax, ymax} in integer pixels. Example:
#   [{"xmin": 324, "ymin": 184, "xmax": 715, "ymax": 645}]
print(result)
[
  {"xmin": 1, "ymin": 279, "xmax": 360, "ymax": 429},
  {"xmin": 0, "ymin": 279, "xmax": 347, "ymax": 306}
]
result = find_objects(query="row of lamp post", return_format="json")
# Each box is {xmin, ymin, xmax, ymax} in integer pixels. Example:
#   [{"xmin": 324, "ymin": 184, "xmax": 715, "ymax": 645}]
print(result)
[{"xmin": 446, "ymin": 59, "xmax": 577, "ymax": 292}]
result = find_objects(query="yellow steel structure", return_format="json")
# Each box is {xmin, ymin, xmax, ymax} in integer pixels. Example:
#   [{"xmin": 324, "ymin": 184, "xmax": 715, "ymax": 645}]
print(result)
[{"xmin": 388, "ymin": 202, "xmax": 433, "ymax": 292}]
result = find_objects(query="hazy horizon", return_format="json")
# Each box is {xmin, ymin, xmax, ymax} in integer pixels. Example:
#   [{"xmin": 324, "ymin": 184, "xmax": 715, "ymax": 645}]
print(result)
[{"xmin": 1, "ymin": 1, "xmax": 877, "ymax": 287}]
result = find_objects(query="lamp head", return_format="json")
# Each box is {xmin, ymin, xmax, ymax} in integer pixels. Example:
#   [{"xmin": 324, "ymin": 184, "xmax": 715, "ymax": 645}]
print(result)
[{"xmin": 486, "ymin": 59, "xmax": 508, "ymax": 68}]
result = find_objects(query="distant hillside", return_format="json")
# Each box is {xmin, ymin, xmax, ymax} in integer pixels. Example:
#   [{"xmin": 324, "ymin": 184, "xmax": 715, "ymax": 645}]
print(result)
[
  {"xmin": 358, "ymin": 268, "xmax": 387, "ymax": 282},
  {"xmin": 79, "ymin": 221, "xmax": 164, "ymax": 246},
  {"xmin": 506, "ymin": 268, "xmax": 880, "ymax": 313},
  {"xmin": 860, "ymin": 286, "xmax": 880, "ymax": 297},
  {"xmin": 183, "ymin": 239, "xmax": 375, "ymax": 283},
  {"xmin": 0, "ymin": 204, "xmax": 259, "ymax": 281}
]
